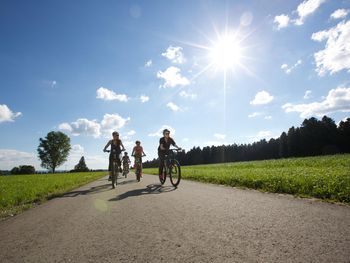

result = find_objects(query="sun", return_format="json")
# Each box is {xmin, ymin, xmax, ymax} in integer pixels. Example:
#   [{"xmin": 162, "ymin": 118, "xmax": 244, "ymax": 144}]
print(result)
[{"xmin": 209, "ymin": 33, "xmax": 243, "ymax": 71}]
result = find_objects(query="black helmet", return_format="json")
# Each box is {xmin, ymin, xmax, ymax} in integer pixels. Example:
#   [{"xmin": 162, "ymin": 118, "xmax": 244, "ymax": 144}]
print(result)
[
  {"xmin": 163, "ymin": 129, "xmax": 170, "ymax": 135},
  {"xmin": 112, "ymin": 131, "xmax": 119, "ymax": 136},
  {"xmin": 135, "ymin": 140, "xmax": 140, "ymax": 144},
  {"xmin": 124, "ymin": 152, "xmax": 128, "ymax": 155}
]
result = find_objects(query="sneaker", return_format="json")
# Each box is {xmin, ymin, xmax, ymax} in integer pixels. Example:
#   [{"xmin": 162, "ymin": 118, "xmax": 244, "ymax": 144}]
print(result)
[{"xmin": 112, "ymin": 184, "xmax": 115, "ymax": 189}]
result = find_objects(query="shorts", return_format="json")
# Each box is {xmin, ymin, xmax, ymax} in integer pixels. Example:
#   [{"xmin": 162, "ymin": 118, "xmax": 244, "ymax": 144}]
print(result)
[{"xmin": 108, "ymin": 153, "xmax": 121, "ymax": 171}]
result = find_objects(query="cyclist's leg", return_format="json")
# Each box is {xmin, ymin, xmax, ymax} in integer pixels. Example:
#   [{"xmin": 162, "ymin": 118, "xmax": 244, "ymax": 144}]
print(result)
[{"xmin": 158, "ymin": 152, "xmax": 164, "ymax": 175}]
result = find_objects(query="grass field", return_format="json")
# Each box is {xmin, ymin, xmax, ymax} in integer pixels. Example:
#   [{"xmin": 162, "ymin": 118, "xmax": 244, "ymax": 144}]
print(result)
[
  {"xmin": 0, "ymin": 171, "xmax": 106, "ymax": 219},
  {"xmin": 143, "ymin": 154, "xmax": 350, "ymax": 203}
]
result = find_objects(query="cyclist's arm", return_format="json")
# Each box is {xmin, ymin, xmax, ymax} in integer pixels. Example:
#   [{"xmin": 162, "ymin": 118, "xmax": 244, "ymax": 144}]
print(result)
[
  {"xmin": 120, "ymin": 141, "xmax": 126, "ymax": 151},
  {"xmin": 103, "ymin": 140, "xmax": 111, "ymax": 152}
]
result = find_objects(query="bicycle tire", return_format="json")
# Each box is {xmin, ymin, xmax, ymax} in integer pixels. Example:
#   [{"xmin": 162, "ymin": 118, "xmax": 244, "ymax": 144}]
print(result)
[
  {"xmin": 112, "ymin": 161, "xmax": 118, "ymax": 187},
  {"xmin": 169, "ymin": 159, "xmax": 181, "ymax": 187},
  {"xmin": 159, "ymin": 169, "xmax": 166, "ymax": 185}
]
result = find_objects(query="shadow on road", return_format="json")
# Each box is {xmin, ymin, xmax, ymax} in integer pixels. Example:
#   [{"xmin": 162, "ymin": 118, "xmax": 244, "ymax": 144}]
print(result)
[
  {"xmin": 109, "ymin": 184, "xmax": 176, "ymax": 201},
  {"xmin": 60, "ymin": 183, "xmax": 111, "ymax": 197}
]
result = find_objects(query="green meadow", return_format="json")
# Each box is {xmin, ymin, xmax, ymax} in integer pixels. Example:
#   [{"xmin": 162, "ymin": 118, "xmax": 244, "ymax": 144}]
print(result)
[
  {"xmin": 0, "ymin": 171, "xmax": 106, "ymax": 219},
  {"xmin": 144, "ymin": 154, "xmax": 350, "ymax": 203}
]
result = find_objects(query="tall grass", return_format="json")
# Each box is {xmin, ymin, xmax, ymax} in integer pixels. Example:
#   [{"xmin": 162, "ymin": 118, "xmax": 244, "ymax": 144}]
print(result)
[
  {"xmin": 143, "ymin": 154, "xmax": 350, "ymax": 203},
  {"xmin": 0, "ymin": 171, "xmax": 106, "ymax": 218}
]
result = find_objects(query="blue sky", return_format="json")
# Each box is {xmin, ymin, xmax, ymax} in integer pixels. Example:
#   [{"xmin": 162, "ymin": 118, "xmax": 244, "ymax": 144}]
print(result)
[{"xmin": 1, "ymin": 0, "xmax": 350, "ymax": 170}]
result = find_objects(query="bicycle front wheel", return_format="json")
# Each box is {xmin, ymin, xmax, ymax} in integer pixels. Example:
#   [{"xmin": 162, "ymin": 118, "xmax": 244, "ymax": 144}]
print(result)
[{"xmin": 169, "ymin": 160, "xmax": 181, "ymax": 187}]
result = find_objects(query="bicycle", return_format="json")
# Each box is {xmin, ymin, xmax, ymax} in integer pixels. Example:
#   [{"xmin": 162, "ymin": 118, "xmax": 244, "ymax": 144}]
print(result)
[
  {"xmin": 132, "ymin": 154, "xmax": 146, "ymax": 182},
  {"xmin": 122, "ymin": 162, "xmax": 129, "ymax": 178},
  {"xmin": 159, "ymin": 149, "xmax": 181, "ymax": 187},
  {"xmin": 105, "ymin": 149, "xmax": 122, "ymax": 188}
]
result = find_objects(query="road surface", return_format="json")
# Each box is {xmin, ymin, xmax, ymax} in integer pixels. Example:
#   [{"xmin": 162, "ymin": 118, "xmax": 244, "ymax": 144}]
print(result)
[{"xmin": 0, "ymin": 174, "xmax": 350, "ymax": 263}]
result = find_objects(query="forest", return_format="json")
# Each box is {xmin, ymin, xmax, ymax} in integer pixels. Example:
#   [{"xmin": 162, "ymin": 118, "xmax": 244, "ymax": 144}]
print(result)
[{"xmin": 143, "ymin": 116, "xmax": 350, "ymax": 168}]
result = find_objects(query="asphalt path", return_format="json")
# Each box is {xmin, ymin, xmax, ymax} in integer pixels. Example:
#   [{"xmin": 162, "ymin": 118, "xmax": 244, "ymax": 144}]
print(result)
[{"xmin": 0, "ymin": 173, "xmax": 350, "ymax": 263}]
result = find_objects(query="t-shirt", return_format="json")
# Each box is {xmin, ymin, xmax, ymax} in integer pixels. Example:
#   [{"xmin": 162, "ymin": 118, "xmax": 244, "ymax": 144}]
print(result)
[
  {"xmin": 158, "ymin": 137, "xmax": 175, "ymax": 152},
  {"xmin": 122, "ymin": 156, "xmax": 130, "ymax": 164},
  {"xmin": 133, "ymin": 145, "xmax": 143, "ymax": 157},
  {"xmin": 110, "ymin": 139, "xmax": 122, "ymax": 154}
]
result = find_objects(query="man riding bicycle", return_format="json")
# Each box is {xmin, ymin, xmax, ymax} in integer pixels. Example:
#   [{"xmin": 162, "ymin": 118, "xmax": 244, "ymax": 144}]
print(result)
[{"xmin": 158, "ymin": 129, "xmax": 180, "ymax": 180}]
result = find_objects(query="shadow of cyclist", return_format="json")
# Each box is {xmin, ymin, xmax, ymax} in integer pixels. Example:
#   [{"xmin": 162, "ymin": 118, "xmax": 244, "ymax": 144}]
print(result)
[
  {"xmin": 108, "ymin": 184, "xmax": 176, "ymax": 201},
  {"xmin": 59, "ymin": 183, "xmax": 111, "ymax": 198}
]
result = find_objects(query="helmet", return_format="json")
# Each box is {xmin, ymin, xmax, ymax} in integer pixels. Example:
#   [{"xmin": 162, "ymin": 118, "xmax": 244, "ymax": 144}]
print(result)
[
  {"xmin": 124, "ymin": 152, "xmax": 128, "ymax": 155},
  {"xmin": 163, "ymin": 129, "xmax": 170, "ymax": 135},
  {"xmin": 112, "ymin": 131, "xmax": 119, "ymax": 136},
  {"xmin": 135, "ymin": 140, "xmax": 140, "ymax": 144}
]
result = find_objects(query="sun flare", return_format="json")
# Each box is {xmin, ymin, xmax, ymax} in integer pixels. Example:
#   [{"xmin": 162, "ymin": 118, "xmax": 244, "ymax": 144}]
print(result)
[{"xmin": 209, "ymin": 34, "xmax": 243, "ymax": 71}]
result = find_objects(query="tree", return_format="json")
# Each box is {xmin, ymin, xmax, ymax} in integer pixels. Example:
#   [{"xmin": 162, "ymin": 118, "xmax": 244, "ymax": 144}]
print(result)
[
  {"xmin": 37, "ymin": 131, "xmax": 71, "ymax": 173},
  {"xmin": 74, "ymin": 156, "xmax": 89, "ymax": 172}
]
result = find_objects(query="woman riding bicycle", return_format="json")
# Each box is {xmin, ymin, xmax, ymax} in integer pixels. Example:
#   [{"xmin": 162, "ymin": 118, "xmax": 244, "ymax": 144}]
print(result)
[
  {"xmin": 158, "ymin": 129, "xmax": 180, "ymax": 180},
  {"xmin": 132, "ymin": 140, "xmax": 146, "ymax": 178},
  {"xmin": 103, "ymin": 131, "xmax": 125, "ymax": 181}
]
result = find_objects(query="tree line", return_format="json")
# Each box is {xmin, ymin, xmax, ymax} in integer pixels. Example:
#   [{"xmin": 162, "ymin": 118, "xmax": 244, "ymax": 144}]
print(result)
[{"xmin": 143, "ymin": 116, "xmax": 350, "ymax": 168}]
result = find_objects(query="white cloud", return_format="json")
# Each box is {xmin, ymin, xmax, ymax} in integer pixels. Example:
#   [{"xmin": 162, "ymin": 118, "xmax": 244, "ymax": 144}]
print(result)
[
  {"xmin": 58, "ymin": 113, "xmax": 129, "ymax": 138},
  {"xmin": 304, "ymin": 90, "xmax": 312, "ymax": 99},
  {"xmin": 140, "ymin": 95, "xmax": 149, "ymax": 103},
  {"xmin": 166, "ymin": 102, "xmax": 182, "ymax": 112},
  {"xmin": 281, "ymin": 60, "xmax": 302, "ymax": 74},
  {"xmin": 182, "ymin": 138, "xmax": 189, "ymax": 142},
  {"xmin": 162, "ymin": 46, "xmax": 186, "ymax": 64},
  {"xmin": 179, "ymin": 90, "xmax": 197, "ymax": 99},
  {"xmin": 0, "ymin": 104, "xmax": 22, "ymax": 123},
  {"xmin": 275, "ymin": 0, "xmax": 325, "ymax": 30},
  {"xmin": 157, "ymin": 66, "xmax": 190, "ymax": 88},
  {"xmin": 0, "ymin": 149, "xmax": 39, "ymax": 170},
  {"xmin": 312, "ymin": 20, "xmax": 350, "ymax": 76},
  {"xmin": 250, "ymin": 91, "xmax": 274, "ymax": 105},
  {"xmin": 126, "ymin": 130, "xmax": 136, "ymax": 136},
  {"xmin": 59, "ymin": 119, "xmax": 101, "ymax": 138},
  {"xmin": 145, "ymin": 60, "xmax": 152, "ymax": 67},
  {"xmin": 264, "ymin": 116, "xmax": 272, "ymax": 120},
  {"xmin": 214, "ymin": 133, "xmax": 226, "ymax": 140},
  {"xmin": 330, "ymin": 9, "xmax": 349, "ymax": 20},
  {"xmin": 148, "ymin": 125, "xmax": 175, "ymax": 137},
  {"xmin": 282, "ymin": 86, "xmax": 350, "ymax": 118},
  {"xmin": 248, "ymin": 112, "xmax": 262, "ymax": 118},
  {"xmin": 294, "ymin": 0, "xmax": 326, "ymax": 25},
  {"xmin": 100, "ymin": 113, "xmax": 130, "ymax": 137},
  {"xmin": 274, "ymin": 14, "xmax": 290, "ymax": 29},
  {"xmin": 96, "ymin": 87, "xmax": 128, "ymax": 102}
]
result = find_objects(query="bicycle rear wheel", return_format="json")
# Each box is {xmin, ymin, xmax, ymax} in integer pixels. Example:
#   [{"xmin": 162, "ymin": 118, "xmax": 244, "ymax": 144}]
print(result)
[{"xmin": 169, "ymin": 160, "xmax": 181, "ymax": 187}]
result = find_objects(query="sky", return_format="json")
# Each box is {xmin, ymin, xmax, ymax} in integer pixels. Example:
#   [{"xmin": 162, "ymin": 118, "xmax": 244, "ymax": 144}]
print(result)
[{"xmin": 1, "ymin": 0, "xmax": 350, "ymax": 171}]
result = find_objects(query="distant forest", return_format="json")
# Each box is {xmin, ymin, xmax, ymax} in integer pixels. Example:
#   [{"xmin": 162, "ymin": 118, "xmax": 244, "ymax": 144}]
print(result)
[{"xmin": 143, "ymin": 116, "xmax": 350, "ymax": 168}]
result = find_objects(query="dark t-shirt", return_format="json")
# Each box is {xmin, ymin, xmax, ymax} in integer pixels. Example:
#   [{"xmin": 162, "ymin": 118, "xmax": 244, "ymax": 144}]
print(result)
[
  {"xmin": 110, "ymin": 139, "xmax": 122, "ymax": 154},
  {"xmin": 158, "ymin": 137, "xmax": 176, "ymax": 152}
]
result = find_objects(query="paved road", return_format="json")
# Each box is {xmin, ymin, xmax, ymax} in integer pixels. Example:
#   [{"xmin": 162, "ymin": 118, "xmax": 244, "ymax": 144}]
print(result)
[{"xmin": 1, "ymin": 174, "xmax": 350, "ymax": 263}]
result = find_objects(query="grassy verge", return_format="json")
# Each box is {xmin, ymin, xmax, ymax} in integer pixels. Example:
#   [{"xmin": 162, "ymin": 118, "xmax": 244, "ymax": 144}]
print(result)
[
  {"xmin": 143, "ymin": 154, "xmax": 350, "ymax": 203},
  {"xmin": 0, "ymin": 171, "xmax": 107, "ymax": 219}
]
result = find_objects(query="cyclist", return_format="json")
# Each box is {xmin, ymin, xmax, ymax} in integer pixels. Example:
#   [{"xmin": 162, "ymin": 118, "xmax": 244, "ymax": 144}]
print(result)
[
  {"xmin": 158, "ymin": 129, "xmax": 180, "ymax": 180},
  {"xmin": 132, "ymin": 140, "xmax": 146, "ymax": 178},
  {"xmin": 103, "ymin": 131, "xmax": 125, "ymax": 183},
  {"xmin": 122, "ymin": 152, "xmax": 131, "ymax": 176}
]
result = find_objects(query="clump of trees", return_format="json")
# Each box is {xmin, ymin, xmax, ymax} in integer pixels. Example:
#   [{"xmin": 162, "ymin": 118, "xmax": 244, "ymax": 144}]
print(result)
[
  {"xmin": 71, "ymin": 156, "xmax": 90, "ymax": 172},
  {"xmin": 37, "ymin": 131, "xmax": 71, "ymax": 173},
  {"xmin": 10, "ymin": 165, "xmax": 35, "ymax": 175},
  {"xmin": 144, "ymin": 116, "xmax": 350, "ymax": 168}
]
